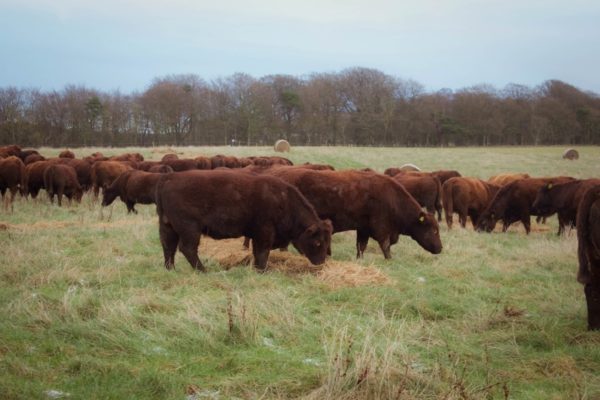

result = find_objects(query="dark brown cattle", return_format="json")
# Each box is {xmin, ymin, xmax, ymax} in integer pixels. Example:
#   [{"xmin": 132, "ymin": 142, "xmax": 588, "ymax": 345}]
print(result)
[
  {"xmin": 477, "ymin": 177, "xmax": 575, "ymax": 234},
  {"xmin": 24, "ymin": 153, "xmax": 45, "ymax": 165},
  {"xmin": 488, "ymin": 173, "xmax": 530, "ymax": 186},
  {"xmin": 576, "ymin": 185, "xmax": 600, "ymax": 330},
  {"xmin": 43, "ymin": 164, "xmax": 82, "ymax": 206},
  {"xmin": 269, "ymin": 168, "xmax": 442, "ymax": 259},
  {"xmin": 0, "ymin": 145, "xmax": 21, "ymax": 158},
  {"xmin": 59, "ymin": 149, "xmax": 75, "ymax": 159},
  {"xmin": 102, "ymin": 170, "xmax": 163, "ymax": 213},
  {"xmin": 161, "ymin": 158, "xmax": 198, "ymax": 172},
  {"xmin": 210, "ymin": 155, "xmax": 240, "ymax": 169},
  {"xmin": 148, "ymin": 164, "xmax": 174, "ymax": 173},
  {"xmin": 110, "ymin": 152, "xmax": 144, "ymax": 163},
  {"xmin": 23, "ymin": 160, "xmax": 54, "ymax": 198},
  {"xmin": 155, "ymin": 170, "xmax": 333, "ymax": 271},
  {"xmin": 136, "ymin": 161, "xmax": 161, "ymax": 171},
  {"xmin": 442, "ymin": 177, "xmax": 500, "ymax": 229},
  {"xmin": 64, "ymin": 159, "xmax": 93, "ymax": 191},
  {"xmin": 91, "ymin": 161, "xmax": 133, "ymax": 197},
  {"xmin": 194, "ymin": 156, "xmax": 212, "ymax": 170},
  {"xmin": 301, "ymin": 162, "xmax": 335, "ymax": 171},
  {"xmin": 0, "ymin": 156, "xmax": 26, "ymax": 209},
  {"xmin": 161, "ymin": 153, "xmax": 179, "ymax": 162},
  {"xmin": 83, "ymin": 152, "xmax": 108, "ymax": 163},
  {"xmin": 393, "ymin": 174, "xmax": 442, "ymax": 221},
  {"xmin": 17, "ymin": 149, "xmax": 40, "ymax": 162},
  {"xmin": 249, "ymin": 156, "xmax": 293, "ymax": 167},
  {"xmin": 431, "ymin": 170, "xmax": 462, "ymax": 184},
  {"xmin": 532, "ymin": 179, "xmax": 600, "ymax": 235},
  {"xmin": 238, "ymin": 157, "xmax": 253, "ymax": 167}
]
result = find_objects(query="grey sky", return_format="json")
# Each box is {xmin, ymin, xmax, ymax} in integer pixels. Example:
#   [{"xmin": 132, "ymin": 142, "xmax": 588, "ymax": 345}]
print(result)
[{"xmin": 1, "ymin": 0, "xmax": 599, "ymax": 93}]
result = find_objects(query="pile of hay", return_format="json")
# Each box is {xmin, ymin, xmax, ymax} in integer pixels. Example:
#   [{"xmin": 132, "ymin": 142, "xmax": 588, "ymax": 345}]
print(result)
[
  {"xmin": 199, "ymin": 238, "xmax": 391, "ymax": 289},
  {"xmin": 274, "ymin": 139, "xmax": 291, "ymax": 152},
  {"xmin": 562, "ymin": 148, "xmax": 579, "ymax": 160}
]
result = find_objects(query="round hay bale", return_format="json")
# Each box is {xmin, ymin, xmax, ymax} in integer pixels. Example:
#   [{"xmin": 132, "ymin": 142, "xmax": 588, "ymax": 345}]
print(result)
[
  {"xmin": 274, "ymin": 139, "xmax": 291, "ymax": 152},
  {"xmin": 562, "ymin": 148, "xmax": 579, "ymax": 160},
  {"xmin": 399, "ymin": 163, "xmax": 421, "ymax": 171}
]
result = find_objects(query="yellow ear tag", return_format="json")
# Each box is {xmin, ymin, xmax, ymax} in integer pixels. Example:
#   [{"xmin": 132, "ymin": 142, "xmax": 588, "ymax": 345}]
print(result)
[
  {"xmin": 419, "ymin": 215, "xmax": 425, "ymax": 222},
  {"xmin": 547, "ymin": 183, "xmax": 553, "ymax": 189}
]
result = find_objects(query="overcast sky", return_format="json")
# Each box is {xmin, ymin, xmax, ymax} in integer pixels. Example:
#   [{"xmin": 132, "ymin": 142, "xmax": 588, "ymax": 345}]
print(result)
[{"xmin": 1, "ymin": 0, "xmax": 599, "ymax": 93}]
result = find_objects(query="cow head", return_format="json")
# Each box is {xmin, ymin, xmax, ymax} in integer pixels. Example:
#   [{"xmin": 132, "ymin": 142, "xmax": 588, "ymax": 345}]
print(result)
[
  {"xmin": 531, "ymin": 182, "xmax": 554, "ymax": 215},
  {"xmin": 409, "ymin": 212, "xmax": 442, "ymax": 254},
  {"xmin": 476, "ymin": 209, "xmax": 498, "ymax": 232},
  {"xmin": 101, "ymin": 184, "xmax": 119, "ymax": 207},
  {"xmin": 296, "ymin": 219, "xmax": 333, "ymax": 265}
]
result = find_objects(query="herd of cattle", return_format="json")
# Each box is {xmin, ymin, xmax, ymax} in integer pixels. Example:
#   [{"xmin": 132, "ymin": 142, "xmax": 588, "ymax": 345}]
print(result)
[{"xmin": 0, "ymin": 144, "xmax": 599, "ymax": 330}]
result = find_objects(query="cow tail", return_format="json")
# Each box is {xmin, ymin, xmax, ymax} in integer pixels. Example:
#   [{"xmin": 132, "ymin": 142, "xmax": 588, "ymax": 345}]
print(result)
[
  {"xmin": 20, "ymin": 163, "xmax": 27, "ymax": 197},
  {"xmin": 442, "ymin": 181, "xmax": 453, "ymax": 228},
  {"xmin": 154, "ymin": 173, "xmax": 169, "ymax": 222},
  {"xmin": 577, "ymin": 186, "xmax": 600, "ymax": 284}
]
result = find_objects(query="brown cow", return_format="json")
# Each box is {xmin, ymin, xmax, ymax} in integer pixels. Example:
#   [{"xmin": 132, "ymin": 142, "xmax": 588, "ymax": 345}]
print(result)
[
  {"xmin": 488, "ymin": 173, "xmax": 530, "ymax": 186},
  {"xmin": 442, "ymin": 177, "xmax": 500, "ymax": 229},
  {"xmin": 59, "ymin": 149, "xmax": 75, "ymax": 159},
  {"xmin": 136, "ymin": 161, "xmax": 161, "ymax": 171},
  {"xmin": 194, "ymin": 156, "xmax": 212, "ymax": 170},
  {"xmin": 0, "ymin": 156, "xmax": 26, "ymax": 209},
  {"xmin": 102, "ymin": 170, "xmax": 163, "ymax": 213},
  {"xmin": 576, "ymin": 184, "xmax": 600, "ymax": 330},
  {"xmin": 477, "ymin": 177, "xmax": 575, "ymax": 234},
  {"xmin": 532, "ymin": 179, "xmax": 600, "ymax": 235},
  {"xmin": 431, "ymin": 170, "xmax": 462, "ymax": 184},
  {"xmin": 110, "ymin": 152, "xmax": 144, "ymax": 163},
  {"xmin": 148, "ymin": 164, "xmax": 174, "ymax": 173},
  {"xmin": 24, "ymin": 153, "xmax": 45, "ymax": 165},
  {"xmin": 161, "ymin": 158, "xmax": 198, "ymax": 172},
  {"xmin": 210, "ymin": 155, "xmax": 240, "ymax": 169},
  {"xmin": 155, "ymin": 170, "xmax": 333, "ymax": 271},
  {"xmin": 23, "ymin": 160, "xmax": 54, "ymax": 198},
  {"xmin": 63, "ymin": 158, "xmax": 93, "ymax": 191},
  {"xmin": 0, "ymin": 145, "xmax": 21, "ymax": 158},
  {"xmin": 161, "ymin": 153, "xmax": 179, "ymax": 162},
  {"xmin": 91, "ymin": 161, "xmax": 133, "ymax": 197},
  {"xmin": 269, "ymin": 168, "xmax": 442, "ymax": 259},
  {"xmin": 393, "ymin": 173, "xmax": 443, "ymax": 221},
  {"xmin": 17, "ymin": 149, "xmax": 40, "ymax": 162},
  {"xmin": 43, "ymin": 164, "xmax": 83, "ymax": 206}
]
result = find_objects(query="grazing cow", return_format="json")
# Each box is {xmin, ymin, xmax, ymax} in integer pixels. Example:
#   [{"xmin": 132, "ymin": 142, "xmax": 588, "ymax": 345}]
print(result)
[
  {"xmin": 23, "ymin": 160, "xmax": 55, "ymax": 198},
  {"xmin": 0, "ymin": 145, "xmax": 21, "ymax": 158},
  {"xmin": 83, "ymin": 152, "xmax": 108, "ymax": 163},
  {"xmin": 155, "ymin": 170, "xmax": 333, "ymax": 271},
  {"xmin": 269, "ymin": 168, "xmax": 442, "ymax": 259},
  {"xmin": 194, "ymin": 156, "xmax": 212, "ymax": 170},
  {"xmin": 102, "ymin": 170, "xmax": 163, "ymax": 213},
  {"xmin": 24, "ymin": 153, "xmax": 45, "ymax": 165},
  {"xmin": 431, "ymin": 170, "xmax": 462, "ymax": 185},
  {"xmin": 210, "ymin": 155, "xmax": 240, "ymax": 169},
  {"xmin": 63, "ymin": 158, "xmax": 93, "ymax": 191},
  {"xmin": 488, "ymin": 173, "xmax": 530, "ymax": 187},
  {"xmin": 136, "ymin": 161, "xmax": 161, "ymax": 171},
  {"xmin": 59, "ymin": 149, "xmax": 75, "ymax": 159},
  {"xmin": 393, "ymin": 173, "xmax": 443, "ymax": 221},
  {"xmin": 477, "ymin": 177, "xmax": 575, "ymax": 234},
  {"xmin": 161, "ymin": 158, "xmax": 198, "ymax": 172},
  {"xmin": 576, "ymin": 184, "xmax": 600, "ymax": 330},
  {"xmin": 110, "ymin": 152, "xmax": 144, "ymax": 163},
  {"xmin": 442, "ymin": 177, "xmax": 500, "ymax": 229},
  {"xmin": 148, "ymin": 164, "xmax": 174, "ymax": 173},
  {"xmin": 0, "ymin": 156, "xmax": 26, "ymax": 209},
  {"xmin": 91, "ymin": 161, "xmax": 133, "ymax": 197},
  {"xmin": 161, "ymin": 153, "xmax": 179, "ymax": 162},
  {"xmin": 532, "ymin": 179, "xmax": 600, "ymax": 235},
  {"xmin": 238, "ymin": 157, "xmax": 253, "ymax": 167},
  {"xmin": 17, "ymin": 149, "xmax": 41, "ymax": 162},
  {"xmin": 43, "ymin": 164, "xmax": 83, "ymax": 206}
]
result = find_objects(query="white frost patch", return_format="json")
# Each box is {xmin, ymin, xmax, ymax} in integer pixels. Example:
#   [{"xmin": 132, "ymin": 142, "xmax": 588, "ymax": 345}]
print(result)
[
  {"xmin": 302, "ymin": 358, "xmax": 322, "ymax": 366},
  {"xmin": 45, "ymin": 390, "xmax": 70, "ymax": 398},
  {"xmin": 262, "ymin": 337, "xmax": 276, "ymax": 348},
  {"xmin": 186, "ymin": 389, "xmax": 220, "ymax": 400},
  {"xmin": 416, "ymin": 276, "xmax": 426, "ymax": 283}
]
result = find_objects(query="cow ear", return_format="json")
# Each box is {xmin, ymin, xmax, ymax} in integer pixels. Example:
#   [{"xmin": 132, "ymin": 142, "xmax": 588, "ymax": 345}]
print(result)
[
  {"xmin": 418, "ymin": 213, "xmax": 426, "ymax": 224},
  {"xmin": 323, "ymin": 219, "xmax": 333, "ymax": 232},
  {"xmin": 306, "ymin": 224, "xmax": 318, "ymax": 235}
]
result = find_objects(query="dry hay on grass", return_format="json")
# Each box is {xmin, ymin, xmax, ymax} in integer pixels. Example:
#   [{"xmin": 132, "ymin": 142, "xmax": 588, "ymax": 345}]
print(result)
[
  {"xmin": 200, "ymin": 238, "xmax": 391, "ymax": 288},
  {"xmin": 0, "ymin": 219, "xmax": 152, "ymax": 232},
  {"xmin": 150, "ymin": 146, "xmax": 183, "ymax": 155}
]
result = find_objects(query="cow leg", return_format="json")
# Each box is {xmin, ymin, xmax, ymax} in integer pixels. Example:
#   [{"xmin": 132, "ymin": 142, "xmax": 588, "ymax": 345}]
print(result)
[
  {"xmin": 584, "ymin": 282, "xmax": 600, "ymax": 330},
  {"xmin": 93, "ymin": 184, "xmax": 100, "ymax": 199},
  {"xmin": 356, "ymin": 229, "xmax": 369, "ymax": 258},
  {"xmin": 57, "ymin": 187, "xmax": 64, "ymax": 207},
  {"xmin": 522, "ymin": 215, "xmax": 531, "ymax": 234},
  {"xmin": 126, "ymin": 201, "xmax": 137, "ymax": 214},
  {"xmin": 159, "ymin": 221, "xmax": 179, "ymax": 270},
  {"xmin": 376, "ymin": 236, "xmax": 392, "ymax": 259},
  {"xmin": 458, "ymin": 209, "xmax": 468, "ymax": 228},
  {"xmin": 178, "ymin": 230, "xmax": 205, "ymax": 272},
  {"xmin": 243, "ymin": 236, "xmax": 250, "ymax": 249},
  {"xmin": 252, "ymin": 227, "xmax": 275, "ymax": 271},
  {"xmin": 445, "ymin": 210, "xmax": 453, "ymax": 229}
]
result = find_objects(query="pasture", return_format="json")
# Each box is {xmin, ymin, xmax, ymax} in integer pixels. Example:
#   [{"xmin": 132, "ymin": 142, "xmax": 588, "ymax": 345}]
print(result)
[{"xmin": 1, "ymin": 146, "xmax": 600, "ymax": 399}]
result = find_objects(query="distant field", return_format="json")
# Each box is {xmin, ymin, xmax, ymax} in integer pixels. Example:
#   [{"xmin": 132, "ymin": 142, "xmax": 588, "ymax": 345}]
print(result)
[{"xmin": 1, "ymin": 146, "xmax": 600, "ymax": 399}]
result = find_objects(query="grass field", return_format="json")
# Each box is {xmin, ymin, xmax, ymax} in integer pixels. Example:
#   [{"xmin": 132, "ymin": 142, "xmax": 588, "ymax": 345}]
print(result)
[{"xmin": 1, "ymin": 146, "xmax": 600, "ymax": 399}]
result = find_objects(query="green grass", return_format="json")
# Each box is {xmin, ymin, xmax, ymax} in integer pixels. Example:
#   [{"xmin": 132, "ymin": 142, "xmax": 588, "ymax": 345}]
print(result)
[{"xmin": 1, "ymin": 146, "xmax": 600, "ymax": 399}]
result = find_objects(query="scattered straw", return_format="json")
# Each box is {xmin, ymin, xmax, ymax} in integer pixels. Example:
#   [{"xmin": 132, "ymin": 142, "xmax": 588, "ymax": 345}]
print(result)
[{"xmin": 200, "ymin": 238, "xmax": 391, "ymax": 288}]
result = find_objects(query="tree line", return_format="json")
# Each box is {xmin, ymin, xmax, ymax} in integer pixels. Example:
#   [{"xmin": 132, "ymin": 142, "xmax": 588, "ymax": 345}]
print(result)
[{"xmin": 1, "ymin": 67, "xmax": 599, "ymax": 147}]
